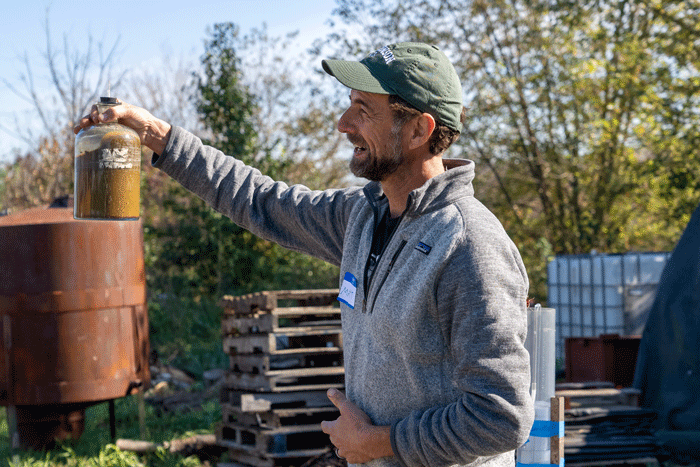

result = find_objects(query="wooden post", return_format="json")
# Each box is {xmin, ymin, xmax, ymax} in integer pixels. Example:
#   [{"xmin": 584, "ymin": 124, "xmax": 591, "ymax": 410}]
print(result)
[{"xmin": 550, "ymin": 396, "xmax": 564, "ymax": 465}]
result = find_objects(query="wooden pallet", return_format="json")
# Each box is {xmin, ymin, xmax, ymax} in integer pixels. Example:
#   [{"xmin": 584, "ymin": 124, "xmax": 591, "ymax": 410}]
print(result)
[
  {"xmin": 219, "ymin": 290, "xmax": 340, "ymax": 315},
  {"xmin": 217, "ymin": 451, "xmax": 276, "ymax": 467},
  {"xmin": 229, "ymin": 351, "xmax": 343, "ymax": 374},
  {"xmin": 223, "ymin": 328, "xmax": 343, "ymax": 356},
  {"xmin": 216, "ymin": 422, "xmax": 332, "ymax": 457},
  {"xmin": 563, "ymin": 406, "xmax": 658, "ymax": 465},
  {"xmin": 218, "ymin": 451, "xmax": 337, "ymax": 467},
  {"xmin": 222, "ymin": 307, "xmax": 341, "ymax": 335},
  {"xmin": 217, "ymin": 454, "xmax": 336, "ymax": 467},
  {"xmin": 217, "ymin": 289, "xmax": 345, "ymax": 466},
  {"xmin": 220, "ymin": 389, "xmax": 336, "ymax": 413},
  {"xmin": 556, "ymin": 386, "xmax": 641, "ymax": 409},
  {"xmin": 222, "ymin": 404, "xmax": 339, "ymax": 429},
  {"xmin": 225, "ymin": 367, "xmax": 345, "ymax": 392}
]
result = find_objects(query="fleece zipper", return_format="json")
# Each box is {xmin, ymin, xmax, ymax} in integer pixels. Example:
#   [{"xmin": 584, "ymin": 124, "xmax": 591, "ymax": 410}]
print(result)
[
  {"xmin": 368, "ymin": 239, "xmax": 408, "ymax": 313},
  {"xmin": 361, "ymin": 189, "xmax": 413, "ymax": 313},
  {"xmin": 362, "ymin": 201, "xmax": 383, "ymax": 302}
]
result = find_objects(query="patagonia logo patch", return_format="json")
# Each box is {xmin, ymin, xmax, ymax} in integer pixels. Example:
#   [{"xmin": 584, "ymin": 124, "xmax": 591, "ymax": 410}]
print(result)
[{"xmin": 415, "ymin": 242, "xmax": 432, "ymax": 255}]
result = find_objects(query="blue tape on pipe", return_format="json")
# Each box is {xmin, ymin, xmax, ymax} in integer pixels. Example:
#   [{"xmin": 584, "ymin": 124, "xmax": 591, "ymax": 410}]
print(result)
[
  {"xmin": 516, "ymin": 458, "xmax": 564, "ymax": 467},
  {"xmin": 529, "ymin": 420, "xmax": 565, "ymax": 438}
]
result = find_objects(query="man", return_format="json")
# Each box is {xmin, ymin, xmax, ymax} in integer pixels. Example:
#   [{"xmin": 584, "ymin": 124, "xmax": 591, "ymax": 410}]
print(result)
[{"xmin": 75, "ymin": 42, "xmax": 533, "ymax": 467}]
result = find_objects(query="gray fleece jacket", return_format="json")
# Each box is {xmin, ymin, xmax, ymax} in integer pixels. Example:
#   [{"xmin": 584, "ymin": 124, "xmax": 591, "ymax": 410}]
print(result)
[{"xmin": 154, "ymin": 126, "xmax": 534, "ymax": 467}]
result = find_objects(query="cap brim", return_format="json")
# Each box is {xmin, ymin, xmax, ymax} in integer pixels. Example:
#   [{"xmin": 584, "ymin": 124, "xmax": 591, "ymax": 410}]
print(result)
[{"xmin": 322, "ymin": 59, "xmax": 392, "ymax": 95}]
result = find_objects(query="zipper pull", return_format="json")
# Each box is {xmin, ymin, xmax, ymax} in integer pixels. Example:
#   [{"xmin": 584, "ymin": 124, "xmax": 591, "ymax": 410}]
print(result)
[{"xmin": 362, "ymin": 298, "xmax": 367, "ymax": 313}]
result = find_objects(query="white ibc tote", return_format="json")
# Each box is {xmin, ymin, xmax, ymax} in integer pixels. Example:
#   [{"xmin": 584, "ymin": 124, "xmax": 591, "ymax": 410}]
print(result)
[{"xmin": 547, "ymin": 251, "xmax": 670, "ymax": 361}]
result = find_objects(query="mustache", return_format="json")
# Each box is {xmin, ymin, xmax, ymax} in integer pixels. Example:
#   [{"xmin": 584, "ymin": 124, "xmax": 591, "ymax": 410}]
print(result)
[{"xmin": 346, "ymin": 134, "xmax": 367, "ymax": 148}]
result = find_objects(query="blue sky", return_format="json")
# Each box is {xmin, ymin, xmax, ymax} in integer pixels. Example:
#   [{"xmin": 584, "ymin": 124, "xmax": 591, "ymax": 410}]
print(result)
[{"xmin": 0, "ymin": 0, "xmax": 338, "ymax": 161}]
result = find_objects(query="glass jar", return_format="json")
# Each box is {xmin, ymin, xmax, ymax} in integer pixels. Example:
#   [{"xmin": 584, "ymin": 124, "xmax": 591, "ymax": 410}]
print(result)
[{"xmin": 74, "ymin": 97, "xmax": 141, "ymax": 220}]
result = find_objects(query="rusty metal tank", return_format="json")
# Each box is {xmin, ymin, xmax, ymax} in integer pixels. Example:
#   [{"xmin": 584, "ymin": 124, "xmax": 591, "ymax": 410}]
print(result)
[{"xmin": 0, "ymin": 201, "xmax": 150, "ymax": 449}]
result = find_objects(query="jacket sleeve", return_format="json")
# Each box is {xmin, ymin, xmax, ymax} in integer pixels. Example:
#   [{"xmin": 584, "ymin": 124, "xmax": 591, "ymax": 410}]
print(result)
[
  {"xmin": 152, "ymin": 126, "xmax": 361, "ymax": 266},
  {"xmin": 390, "ymin": 217, "xmax": 534, "ymax": 467}
]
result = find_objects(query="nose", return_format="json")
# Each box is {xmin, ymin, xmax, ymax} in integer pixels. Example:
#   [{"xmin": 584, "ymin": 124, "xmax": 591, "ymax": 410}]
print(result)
[{"xmin": 337, "ymin": 108, "xmax": 352, "ymax": 134}]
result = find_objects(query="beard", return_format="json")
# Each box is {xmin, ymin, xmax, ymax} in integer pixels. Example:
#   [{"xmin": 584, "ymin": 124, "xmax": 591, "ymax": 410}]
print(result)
[{"xmin": 349, "ymin": 122, "xmax": 405, "ymax": 182}]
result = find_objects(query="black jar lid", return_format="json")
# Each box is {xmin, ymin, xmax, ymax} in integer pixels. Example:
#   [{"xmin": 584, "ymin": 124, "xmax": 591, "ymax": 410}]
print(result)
[{"xmin": 100, "ymin": 96, "xmax": 119, "ymax": 104}]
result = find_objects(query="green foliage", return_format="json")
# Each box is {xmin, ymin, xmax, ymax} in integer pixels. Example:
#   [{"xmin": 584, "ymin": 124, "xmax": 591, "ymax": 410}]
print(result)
[
  {"xmin": 147, "ymin": 296, "xmax": 228, "ymax": 377},
  {"xmin": 4, "ymin": 445, "xmax": 143, "ymax": 467},
  {"xmin": 0, "ymin": 393, "xmax": 220, "ymax": 466},
  {"xmin": 143, "ymin": 177, "xmax": 338, "ymax": 300},
  {"xmin": 1, "ymin": 136, "xmax": 74, "ymax": 212},
  {"xmin": 0, "ymin": 297, "xmax": 224, "ymax": 465},
  {"xmin": 195, "ymin": 22, "xmax": 259, "ymax": 164},
  {"xmin": 141, "ymin": 22, "xmax": 339, "ymax": 302},
  {"xmin": 324, "ymin": 0, "xmax": 700, "ymax": 302},
  {"xmin": 0, "ymin": 166, "xmax": 6, "ymax": 212}
]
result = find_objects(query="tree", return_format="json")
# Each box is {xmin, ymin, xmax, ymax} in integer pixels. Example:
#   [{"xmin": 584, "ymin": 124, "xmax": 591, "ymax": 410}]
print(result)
[
  {"xmin": 320, "ymin": 0, "xmax": 700, "ymax": 301},
  {"xmin": 1, "ymin": 8, "xmax": 123, "ymax": 210},
  {"xmin": 145, "ymin": 23, "xmax": 339, "ymax": 299},
  {"xmin": 2, "ymin": 136, "xmax": 73, "ymax": 211},
  {"xmin": 120, "ymin": 48, "xmax": 204, "ymax": 135},
  {"xmin": 236, "ymin": 24, "xmax": 351, "ymax": 189},
  {"xmin": 0, "ymin": 166, "xmax": 7, "ymax": 215}
]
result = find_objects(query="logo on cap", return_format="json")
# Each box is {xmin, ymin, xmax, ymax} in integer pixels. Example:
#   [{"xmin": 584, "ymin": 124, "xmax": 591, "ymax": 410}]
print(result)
[{"xmin": 369, "ymin": 46, "xmax": 395, "ymax": 65}]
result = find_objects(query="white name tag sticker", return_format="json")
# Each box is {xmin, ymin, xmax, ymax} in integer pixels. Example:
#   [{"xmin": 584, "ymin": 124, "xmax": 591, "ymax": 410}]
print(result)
[{"xmin": 337, "ymin": 272, "xmax": 357, "ymax": 309}]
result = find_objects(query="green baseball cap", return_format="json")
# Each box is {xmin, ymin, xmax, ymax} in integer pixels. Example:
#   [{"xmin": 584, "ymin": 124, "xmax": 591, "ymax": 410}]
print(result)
[{"xmin": 322, "ymin": 42, "xmax": 463, "ymax": 132}]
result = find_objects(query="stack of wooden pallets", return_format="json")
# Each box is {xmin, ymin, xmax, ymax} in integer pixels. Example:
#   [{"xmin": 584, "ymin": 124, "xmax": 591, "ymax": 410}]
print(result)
[
  {"xmin": 217, "ymin": 289, "xmax": 344, "ymax": 467},
  {"xmin": 556, "ymin": 382, "xmax": 641, "ymax": 409},
  {"xmin": 563, "ymin": 406, "xmax": 659, "ymax": 466},
  {"xmin": 556, "ymin": 382, "xmax": 659, "ymax": 466}
]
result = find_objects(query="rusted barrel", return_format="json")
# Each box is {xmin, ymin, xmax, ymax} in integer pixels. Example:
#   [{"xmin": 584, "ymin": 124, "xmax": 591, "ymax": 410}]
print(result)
[{"xmin": 0, "ymin": 203, "xmax": 150, "ymax": 449}]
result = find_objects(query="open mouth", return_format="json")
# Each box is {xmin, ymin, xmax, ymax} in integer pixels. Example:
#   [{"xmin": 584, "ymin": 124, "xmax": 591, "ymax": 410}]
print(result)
[
  {"xmin": 353, "ymin": 146, "xmax": 367, "ymax": 157},
  {"xmin": 347, "ymin": 135, "xmax": 368, "ymax": 157}
]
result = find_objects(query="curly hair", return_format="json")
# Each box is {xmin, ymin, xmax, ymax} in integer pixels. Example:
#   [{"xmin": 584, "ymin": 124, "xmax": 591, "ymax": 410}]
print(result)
[{"xmin": 388, "ymin": 95, "xmax": 465, "ymax": 155}]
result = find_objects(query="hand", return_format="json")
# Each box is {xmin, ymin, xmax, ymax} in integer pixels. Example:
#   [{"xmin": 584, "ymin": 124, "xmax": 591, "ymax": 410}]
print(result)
[
  {"xmin": 320, "ymin": 388, "xmax": 393, "ymax": 464},
  {"xmin": 73, "ymin": 100, "xmax": 172, "ymax": 155}
]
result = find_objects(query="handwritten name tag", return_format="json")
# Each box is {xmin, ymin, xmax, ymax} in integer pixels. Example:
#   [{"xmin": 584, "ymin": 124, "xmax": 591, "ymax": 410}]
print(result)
[{"xmin": 337, "ymin": 272, "xmax": 357, "ymax": 309}]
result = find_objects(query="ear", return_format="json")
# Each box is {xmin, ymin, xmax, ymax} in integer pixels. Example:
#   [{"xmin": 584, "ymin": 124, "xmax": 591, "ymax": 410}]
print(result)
[{"xmin": 407, "ymin": 113, "xmax": 436, "ymax": 150}]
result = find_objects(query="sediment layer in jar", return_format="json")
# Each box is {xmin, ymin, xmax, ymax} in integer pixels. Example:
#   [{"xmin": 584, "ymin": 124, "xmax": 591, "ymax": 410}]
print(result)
[{"xmin": 75, "ymin": 151, "xmax": 140, "ymax": 219}]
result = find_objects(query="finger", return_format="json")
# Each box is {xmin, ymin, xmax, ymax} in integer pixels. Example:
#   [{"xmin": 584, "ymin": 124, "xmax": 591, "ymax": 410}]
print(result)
[
  {"xmin": 89, "ymin": 107, "xmax": 100, "ymax": 124},
  {"xmin": 74, "ymin": 116, "xmax": 92, "ymax": 134},
  {"xmin": 326, "ymin": 388, "xmax": 347, "ymax": 407},
  {"xmin": 103, "ymin": 101, "xmax": 132, "ymax": 124},
  {"xmin": 320, "ymin": 419, "xmax": 335, "ymax": 434},
  {"xmin": 88, "ymin": 103, "xmax": 120, "ymax": 124},
  {"xmin": 100, "ymin": 107, "xmax": 118, "ymax": 123},
  {"xmin": 327, "ymin": 388, "xmax": 347, "ymax": 408}
]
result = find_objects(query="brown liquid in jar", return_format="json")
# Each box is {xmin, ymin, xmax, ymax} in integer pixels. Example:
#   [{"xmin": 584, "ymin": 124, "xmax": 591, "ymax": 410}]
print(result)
[{"xmin": 74, "ymin": 130, "xmax": 141, "ymax": 219}]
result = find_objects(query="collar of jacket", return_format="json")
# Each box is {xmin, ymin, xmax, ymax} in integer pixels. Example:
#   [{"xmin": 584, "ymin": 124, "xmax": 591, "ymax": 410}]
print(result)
[{"xmin": 362, "ymin": 158, "xmax": 475, "ymax": 218}]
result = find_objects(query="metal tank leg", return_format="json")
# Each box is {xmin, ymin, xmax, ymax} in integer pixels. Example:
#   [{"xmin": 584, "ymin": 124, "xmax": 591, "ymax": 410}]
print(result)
[
  {"xmin": 6, "ymin": 405, "xmax": 18, "ymax": 453},
  {"xmin": 138, "ymin": 391, "xmax": 146, "ymax": 439},
  {"xmin": 109, "ymin": 400, "xmax": 116, "ymax": 440}
]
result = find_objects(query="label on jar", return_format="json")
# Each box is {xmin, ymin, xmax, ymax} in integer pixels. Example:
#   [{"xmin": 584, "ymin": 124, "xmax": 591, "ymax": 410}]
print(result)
[{"xmin": 98, "ymin": 147, "xmax": 138, "ymax": 169}]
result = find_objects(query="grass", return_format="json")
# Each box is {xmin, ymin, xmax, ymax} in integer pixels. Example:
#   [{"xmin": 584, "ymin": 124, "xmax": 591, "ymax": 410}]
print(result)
[
  {"xmin": 0, "ymin": 395, "xmax": 223, "ymax": 466},
  {"xmin": 0, "ymin": 296, "xmax": 229, "ymax": 466}
]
